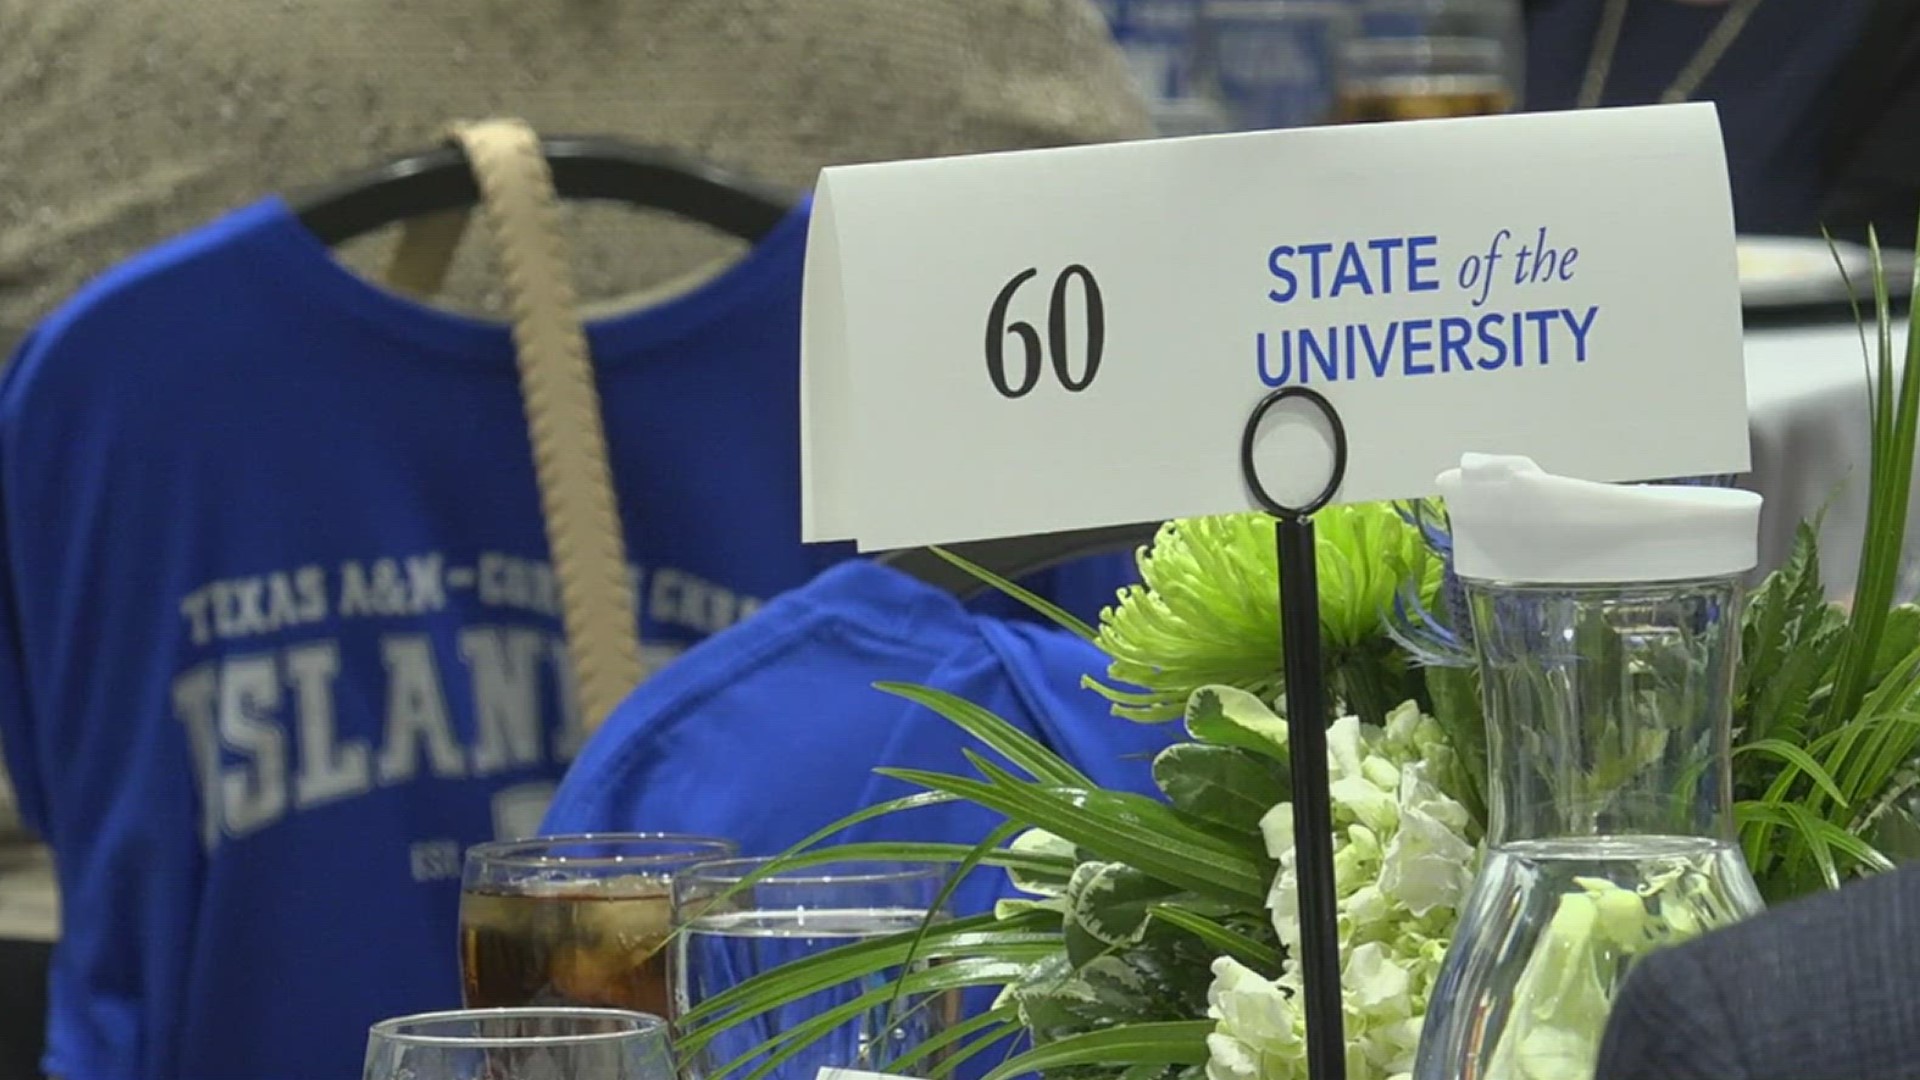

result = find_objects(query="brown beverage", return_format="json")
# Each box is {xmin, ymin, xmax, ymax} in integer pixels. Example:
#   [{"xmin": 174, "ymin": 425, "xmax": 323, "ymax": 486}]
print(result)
[
  {"xmin": 461, "ymin": 876, "xmax": 673, "ymax": 1017},
  {"xmin": 1333, "ymin": 76, "xmax": 1513, "ymax": 123}
]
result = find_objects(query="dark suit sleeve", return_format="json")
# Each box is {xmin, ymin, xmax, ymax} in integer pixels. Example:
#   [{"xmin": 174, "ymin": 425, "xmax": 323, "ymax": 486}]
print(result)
[
  {"xmin": 1820, "ymin": 0, "xmax": 1920, "ymax": 242},
  {"xmin": 1597, "ymin": 865, "xmax": 1920, "ymax": 1080},
  {"xmin": 1597, "ymin": 944, "xmax": 1749, "ymax": 1080}
]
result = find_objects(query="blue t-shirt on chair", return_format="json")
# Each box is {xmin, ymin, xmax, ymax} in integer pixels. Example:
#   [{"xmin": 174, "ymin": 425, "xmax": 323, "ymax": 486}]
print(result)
[
  {"xmin": 0, "ymin": 197, "xmax": 1136, "ymax": 1080},
  {"xmin": 543, "ymin": 560, "xmax": 1175, "ymax": 918}
]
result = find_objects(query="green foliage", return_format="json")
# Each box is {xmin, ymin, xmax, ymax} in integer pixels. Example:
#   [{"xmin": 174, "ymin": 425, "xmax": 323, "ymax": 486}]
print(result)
[
  {"xmin": 680, "ymin": 224, "xmax": 1920, "ymax": 1080},
  {"xmin": 1182, "ymin": 685, "xmax": 1292, "ymax": 763},
  {"xmin": 1828, "ymin": 227, "xmax": 1920, "ymax": 723},
  {"xmin": 882, "ymin": 755, "xmax": 1270, "ymax": 906},
  {"xmin": 977, "ymin": 1022, "xmax": 1216, "ymax": 1080},
  {"xmin": 1732, "ymin": 230, "xmax": 1920, "ymax": 900},
  {"xmin": 677, "ymin": 685, "xmax": 1283, "ymax": 1080},
  {"xmin": 1152, "ymin": 744, "xmax": 1290, "ymax": 833},
  {"xmin": 1422, "ymin": 665, "xmax": 1487, "ymax": 826},
  {"xmin": 926, "ymin": 546, "xmax": 1098, "ymax": 642},
  {"xmin": 1089, "ymin": 506, "xmax": 1440, "ymax": 725}
]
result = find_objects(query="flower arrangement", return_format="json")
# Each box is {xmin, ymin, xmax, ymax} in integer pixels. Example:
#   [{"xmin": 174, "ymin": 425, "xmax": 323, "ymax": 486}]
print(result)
[
  {"xmin": 677, "ymin": 239, "xmax": 1920, "ymax": 1080},
  {"xmin": 1206, "ymin": 699, "xmax": 1475, "ymax": 1080}
]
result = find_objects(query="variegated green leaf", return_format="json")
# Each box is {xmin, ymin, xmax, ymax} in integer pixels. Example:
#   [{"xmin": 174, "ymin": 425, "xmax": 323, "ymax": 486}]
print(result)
[
  {"xmin": 1066, "ymin": 861, "xmax": 1180, "ymax": 951},
  {"xmin": 1183, "ymin": 685, "xmax": 1289, "ymax": 763},
  {"xmin": 1145, "ymin": 903, "xmax": 1283, "ymax": 973},
  {"xmin": 1010, "ymin": 953, "xmax": 1102, "ymax": 1035},
  {"xmin": 1007, "ymin": 828, "xmax": 1077, "ymax": 897},
  {"xmin": 1152, "ymin": 742, "xmax": 1288, "ymax": 834},
  {"xmin": 994, "ymin": 896, "xmax": 1067, "ymax": 920},
  {"xmin": 1077, "ymin": 954, "xmax": 1161, "ymax": 1014}
]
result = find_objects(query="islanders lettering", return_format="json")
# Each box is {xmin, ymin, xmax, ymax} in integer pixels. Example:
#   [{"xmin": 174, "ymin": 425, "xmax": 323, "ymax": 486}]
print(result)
[
  {"xmin": 1255, "ymin": 228, "xmax": 1602, "ymax": 387},
  {"xmin": 168, "ymin": 551, "xmax": 765, "ymax": 859}
]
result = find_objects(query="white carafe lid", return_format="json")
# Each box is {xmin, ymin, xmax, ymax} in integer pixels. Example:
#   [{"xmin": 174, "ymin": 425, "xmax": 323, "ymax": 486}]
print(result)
[{"xmin": 1435, "ymin": 454, "xmax": 1762, "ymax": 584}]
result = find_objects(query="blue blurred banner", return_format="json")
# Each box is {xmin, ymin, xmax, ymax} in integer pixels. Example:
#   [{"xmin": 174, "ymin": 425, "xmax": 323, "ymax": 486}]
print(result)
[
  {"xmin": 1192, "ymin": 2, "xmax": 1350, "ymax": 131},
  {"xmin": 1096, "ymin": 0, "xmax": 1518, "ymax": 135},
  {"xmin": 1096, "ymin": 0, "xmax": 1206, "ymax": 103},
  {"xmin": 1097, "ymin": 0, "xmax": 1348, "ymax": 133}
]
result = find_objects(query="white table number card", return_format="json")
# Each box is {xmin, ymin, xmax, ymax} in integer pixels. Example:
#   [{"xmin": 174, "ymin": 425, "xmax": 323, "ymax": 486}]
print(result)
[{"xmin": 802, "ymin": 103, "xmax": 1749, "ymax": 551}]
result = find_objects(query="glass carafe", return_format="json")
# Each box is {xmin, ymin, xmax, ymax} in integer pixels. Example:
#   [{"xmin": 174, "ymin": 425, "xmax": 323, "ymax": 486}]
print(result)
[{"xmin": 1415, "ymin": 456, "xmax": 1765, "ymax": 1080}]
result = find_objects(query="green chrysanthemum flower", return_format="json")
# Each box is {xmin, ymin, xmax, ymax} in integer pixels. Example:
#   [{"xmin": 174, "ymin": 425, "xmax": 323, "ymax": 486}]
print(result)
[{"xmin": 1090, "ymin": 504, "xmax": 1443, "ymax": 724}]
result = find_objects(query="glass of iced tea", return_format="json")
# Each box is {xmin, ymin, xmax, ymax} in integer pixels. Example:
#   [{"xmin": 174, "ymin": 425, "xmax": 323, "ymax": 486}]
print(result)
[
  {"xmin": 1332, "ymin": 34, "xmax": 1514, "ymax": 123},
  {"xmin": 460, "ymin": 833, "xmax": 738, "ymax": 1019}
]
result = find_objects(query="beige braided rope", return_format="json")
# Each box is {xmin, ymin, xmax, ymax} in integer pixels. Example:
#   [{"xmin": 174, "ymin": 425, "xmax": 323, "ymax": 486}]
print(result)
[{"xmin": 452, "ymin": 119, "xmax": 644, "ymax": 732}]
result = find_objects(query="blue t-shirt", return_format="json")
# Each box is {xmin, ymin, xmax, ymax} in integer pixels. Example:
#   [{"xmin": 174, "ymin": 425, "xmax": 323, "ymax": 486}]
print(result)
[
  {"xmin": 543, "ymin": 560, "xmax": 1177, "ymax": 919},
  {"xmin": 0, "ymin": 198, "xmax": 1136, "ymax": 1080}
]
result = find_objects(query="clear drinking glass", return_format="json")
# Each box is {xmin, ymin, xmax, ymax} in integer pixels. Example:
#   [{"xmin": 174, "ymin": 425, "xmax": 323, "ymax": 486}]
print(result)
[
  {"xmin": 461, "ymin": 833, "xmax": 738, "ymax": 1017},
  {"xmin": 1332, "ymin": 0, "xmax": 1520, "ymax": 123},
  {"xmin": 672, "ymin": 859, "xmax": 953, "ymax": 1080},
  {"xmin": 1414, "ymin": 576, "xmax": 1765, "ymax": 1080},
  {"xmin": 363, "ymin": 1007, "xmax": 673, "ymax": 1080}
]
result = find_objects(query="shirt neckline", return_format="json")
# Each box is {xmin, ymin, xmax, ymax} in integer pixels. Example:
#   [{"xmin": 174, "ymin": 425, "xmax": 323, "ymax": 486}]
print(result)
[{"xmin": 248, "ymin": 194, "xmax": 812, "ymax": 363}]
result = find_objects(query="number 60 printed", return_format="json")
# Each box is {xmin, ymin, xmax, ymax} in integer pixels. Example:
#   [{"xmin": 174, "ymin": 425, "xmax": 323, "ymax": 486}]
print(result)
[{"xmin": 985, "ymin": 265, "xmax": 1106, "ymax": 399}]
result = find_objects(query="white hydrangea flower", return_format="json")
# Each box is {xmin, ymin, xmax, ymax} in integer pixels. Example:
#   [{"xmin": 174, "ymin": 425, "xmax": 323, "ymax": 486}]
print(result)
[
  {"xmin": 1326, "ymin": 716, "xmax": 1368, "ymax": 782},
  {"xmin": 1206, "ymin": 958, "xmax": 1307, "ymax": 1080},
  {"xmin": 1206, "ymin": 697, "xmax": 1480, "ymax": 1080},
  {"xmin": 1344, "ymin": 943, "xmax": 1412, "ymax": 1018},
  {"xmin": 1379, "ymin": 764, "xmax": 1477, "ymax": 918},
  {"xmin": 1329, "ymin": 774, "xmax": 1400, "ymax": 836}
]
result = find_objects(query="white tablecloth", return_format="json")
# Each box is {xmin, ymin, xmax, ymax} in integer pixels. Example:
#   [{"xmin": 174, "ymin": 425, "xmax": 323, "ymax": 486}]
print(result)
[{"xmin": 1745, "ymin": 318, "xmax": 1915, "ymax": 601}]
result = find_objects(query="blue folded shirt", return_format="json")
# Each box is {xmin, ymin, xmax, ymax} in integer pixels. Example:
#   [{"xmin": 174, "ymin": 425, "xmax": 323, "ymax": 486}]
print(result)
[{"xmin": 544, "ymin": 560, "xmax": 1177, "ymax": 918}]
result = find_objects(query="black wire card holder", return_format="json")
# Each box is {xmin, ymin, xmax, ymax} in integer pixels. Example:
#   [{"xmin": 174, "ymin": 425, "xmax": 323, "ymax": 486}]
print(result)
[{"xmin": 1238, "ymin": 386, "xmax": 1351, "ymax": 1080}]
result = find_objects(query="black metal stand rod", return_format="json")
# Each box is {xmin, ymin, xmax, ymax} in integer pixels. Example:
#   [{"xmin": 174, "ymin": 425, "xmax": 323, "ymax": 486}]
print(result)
[{"xmin": 1277, "ymin": 516, "xmax": 1346, "ymax": 1080}]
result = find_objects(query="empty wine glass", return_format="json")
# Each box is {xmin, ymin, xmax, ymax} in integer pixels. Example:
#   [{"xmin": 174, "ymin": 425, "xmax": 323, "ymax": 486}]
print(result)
[
  {"xmin": 363, "ymin": 1007, "xmax": 673, "ymax": 1080},
  {"xmin": 672, "ymin": 859, "xmax": 954, "ymax": 1080}
]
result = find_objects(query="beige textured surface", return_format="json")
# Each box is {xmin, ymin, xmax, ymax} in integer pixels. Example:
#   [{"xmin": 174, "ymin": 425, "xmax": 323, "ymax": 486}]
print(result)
[
  {"xmin": 0, "ymin": 0, "xmax": 1149, "ymax": 928},
  {"xmin": 456, "ymin": 119, "xmax": 645, "ymax": 730},
  {"xmin": 0, "ymin": 0, "xmax": 1150, "ymax": 352},
  {"xmin": 0, "ymin": 846, "xmax": 56, "ymax": 943}
]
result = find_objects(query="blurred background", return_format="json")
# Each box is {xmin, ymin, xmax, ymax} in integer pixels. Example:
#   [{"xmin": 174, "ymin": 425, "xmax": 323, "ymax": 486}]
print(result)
[
  {"xmin": 1093, "ymin": 0, "xmax": 1523, "ymax": 136},
  {"xmin": 2, "ymin": 1, "xmax": 1916, "ymax": 1078}
]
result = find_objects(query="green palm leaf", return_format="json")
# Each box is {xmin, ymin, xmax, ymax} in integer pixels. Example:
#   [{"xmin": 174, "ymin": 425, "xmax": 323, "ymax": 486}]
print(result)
[
  {"xmin": 760, "ymin": 842, "xmax": 1072, "ymax": 881},
  {"xmin": 976, "ymin": 1021, "xmax": 1214, "ymax": 1080},
  {"xmin": 1738, "ymin": 799, "xmax": 1894, "ymax": 889},
  {"xmin": 1733, "ymin": 738, "xmax": 1849, "ymax": 807},
  {"xmin": 926, "ymin": 1024, "xmax": 1026, "ymax": 1080},
  {"xmin": 877, "ymin": 682, "xmax": 1095, "ymax": 788},
  {"xmin": 878, "ymin": 823, "xmax": 1025, "ymax": 1049},
  {"xmin": 713, "ymin": 959, "xmax": 1033, "ymax": 1080},
  {"xmin": 885, "ymin": 1005, "xmax": 1022, "ymax": 1075},
  {"xmin": 876, "ymin": 763, "xmax": 1269, "ymax": 905},
  {"xmin": 926, "ymin": 546, "xmax": 1100, "ymax": 641},
  {"xmin": 1828, "ymin": 226, "xmax": 1920, "ymax": 726},
  {"xmin": 677, "ymin": 911, "xmax": 1054, "ymax": 1035}
]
